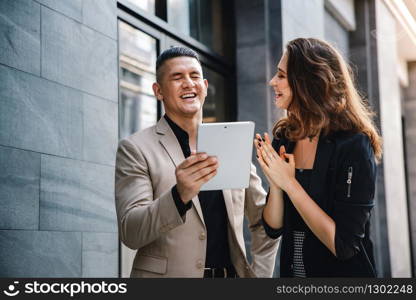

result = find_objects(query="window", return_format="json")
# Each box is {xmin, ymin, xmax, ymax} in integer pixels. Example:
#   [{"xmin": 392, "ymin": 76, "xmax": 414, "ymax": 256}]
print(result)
[
  {"xmin": 203, "ymin": 66, "xmax": 227, "ymax": 122},
  {"xmin": 167, "ymin": 0, "xmax": 232, "ymax": 57},
  {"xmin": 121, "ymin": 0, "xmax": 234, "ymax": 58},
  {"xmin": 126, "ymin": 0, "xmax": 155, "ymax": 14},
  {"xmin": 118, "ymin": 21, "xmax": 158, "ymax": 139}
]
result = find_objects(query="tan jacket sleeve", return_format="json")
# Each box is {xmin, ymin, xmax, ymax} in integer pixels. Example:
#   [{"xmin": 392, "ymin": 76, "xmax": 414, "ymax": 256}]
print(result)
[
  {"xmin": 115, "ymin": 139, "xmax": 184, "ymax": 250},
  {"xmin": 244, "ymin": 163, "xmax": 279, "ymax": 277}
]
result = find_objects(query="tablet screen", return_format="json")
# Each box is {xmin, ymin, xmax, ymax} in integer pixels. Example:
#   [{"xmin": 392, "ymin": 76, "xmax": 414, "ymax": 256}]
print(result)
[{"xmin": 197, "ymin": 121, "xmax": 255, "ymax": 191}]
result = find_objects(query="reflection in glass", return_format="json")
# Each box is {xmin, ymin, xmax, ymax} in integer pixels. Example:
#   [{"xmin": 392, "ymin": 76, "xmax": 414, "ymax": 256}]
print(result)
[
  {"xmin": 127, "ymin": 0, "xmax": 155, "ymax": 14},
  {"xmin": 202, "ymin": 66, "xmax": 227, "ymax": 123},
  {"xmin": 167, "ymin": 0, "xmax": 226, "ymax": 56},
  {"xmin": 119, "ymin": 21, "xmax": 158, "ymax": 139},
  {"xmin": 167, "ymin": 0, "xmax": 190, "ymax": 35}
]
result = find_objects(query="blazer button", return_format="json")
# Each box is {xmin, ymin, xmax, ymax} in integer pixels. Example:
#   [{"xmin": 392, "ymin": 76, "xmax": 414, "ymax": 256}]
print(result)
[
  {"xmin": 196, "ymin": 260, "xmax": 204, "ymax": 269},
  {"xmin": 199, "ymin": 232, "xmax": 206, "ymax": 240}
]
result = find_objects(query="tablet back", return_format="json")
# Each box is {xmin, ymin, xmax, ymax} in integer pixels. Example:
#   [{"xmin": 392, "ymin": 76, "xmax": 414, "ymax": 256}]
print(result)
[{"xmin": 197, "ymin": 121, "xmax": 255, "ymax": 191}]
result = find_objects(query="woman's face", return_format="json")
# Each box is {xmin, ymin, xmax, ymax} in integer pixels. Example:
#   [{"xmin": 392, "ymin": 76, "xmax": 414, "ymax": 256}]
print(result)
[{"xmin": 269, "ymin": 53, "xmax": 292, "ymax": 110}]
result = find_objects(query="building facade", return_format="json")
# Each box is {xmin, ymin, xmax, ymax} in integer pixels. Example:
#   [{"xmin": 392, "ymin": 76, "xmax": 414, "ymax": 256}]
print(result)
[{"xmin": 0, "ymin": 0, "xmax": 415, "ymax": 277}]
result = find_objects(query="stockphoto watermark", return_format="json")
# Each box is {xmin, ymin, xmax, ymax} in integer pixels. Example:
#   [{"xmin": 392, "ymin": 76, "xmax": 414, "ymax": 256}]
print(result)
[{"xmin": 2, "ymin": 280, "xmax": 127, "ymax": 297}]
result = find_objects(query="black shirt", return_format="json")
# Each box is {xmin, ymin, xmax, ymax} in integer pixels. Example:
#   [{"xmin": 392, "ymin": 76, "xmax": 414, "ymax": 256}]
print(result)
[{"xmin": 165, "ymin": 115, "xmax": 233, "ymax": 269}]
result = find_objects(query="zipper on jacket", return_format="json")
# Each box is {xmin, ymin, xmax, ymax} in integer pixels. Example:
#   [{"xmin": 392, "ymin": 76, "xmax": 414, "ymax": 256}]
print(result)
[{"xmin": 347, "ymin": 166, "xmax": 353, "ymax": 198}]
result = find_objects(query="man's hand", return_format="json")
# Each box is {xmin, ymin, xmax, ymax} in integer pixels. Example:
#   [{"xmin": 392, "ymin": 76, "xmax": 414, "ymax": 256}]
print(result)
[{"xmin": 175, "ymin": 152, "xmax": 218, "ymax": 203}]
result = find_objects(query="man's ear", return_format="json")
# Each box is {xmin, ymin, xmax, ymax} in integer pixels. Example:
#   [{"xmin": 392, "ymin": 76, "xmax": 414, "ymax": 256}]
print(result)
[
  {"xmin": 152, "ymin": 82, "xmax": 163, "ymax": 101},
  {"xmin": 203, "ymin": 79, "xmax": 209, "ymax": 97}
]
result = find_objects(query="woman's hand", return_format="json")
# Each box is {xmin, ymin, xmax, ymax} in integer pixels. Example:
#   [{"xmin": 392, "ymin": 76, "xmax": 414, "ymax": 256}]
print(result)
[{"xmin": 253, "ymin": 133, "xmax": 296, "ymax": 192}]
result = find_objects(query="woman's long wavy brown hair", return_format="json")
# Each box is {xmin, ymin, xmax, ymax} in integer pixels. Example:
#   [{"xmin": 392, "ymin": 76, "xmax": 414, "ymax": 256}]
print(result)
[{"xmin": 273, "ymin": 38, "xmax": 382, "ymax": 161}]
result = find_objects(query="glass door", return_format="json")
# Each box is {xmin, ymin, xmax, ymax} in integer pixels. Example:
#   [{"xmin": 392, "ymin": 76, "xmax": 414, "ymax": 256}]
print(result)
[
  {"xmin": 117, "ymin": 5, "xmax": 235, "ymax": 277},
  {"xmin": 118, "ymin": 18, "xmax": 163, "ymax": 277}
]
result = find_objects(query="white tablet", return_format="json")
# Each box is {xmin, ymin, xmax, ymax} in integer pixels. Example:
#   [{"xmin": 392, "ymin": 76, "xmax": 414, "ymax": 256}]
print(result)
[{"xmin": 197, "ymin": 121, "xmax": 255, "ymax": 191}]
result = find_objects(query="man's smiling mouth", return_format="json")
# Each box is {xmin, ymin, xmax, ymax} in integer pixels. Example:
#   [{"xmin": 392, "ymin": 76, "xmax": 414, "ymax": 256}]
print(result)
[{"xmin": 180, "ymin": 93, "xmax": 197, "ymax": 99}]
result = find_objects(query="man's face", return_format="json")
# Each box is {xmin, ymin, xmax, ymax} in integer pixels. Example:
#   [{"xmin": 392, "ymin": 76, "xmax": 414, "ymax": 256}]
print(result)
[{"xmin": 153, "ymin": 56, "xmax": 208, "ymax": 118}]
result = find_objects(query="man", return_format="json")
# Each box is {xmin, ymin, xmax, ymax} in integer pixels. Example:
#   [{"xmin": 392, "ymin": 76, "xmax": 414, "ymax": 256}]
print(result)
[{"xmin": 115, "ymin": 47, "xmax": 278, "ymax": 278}]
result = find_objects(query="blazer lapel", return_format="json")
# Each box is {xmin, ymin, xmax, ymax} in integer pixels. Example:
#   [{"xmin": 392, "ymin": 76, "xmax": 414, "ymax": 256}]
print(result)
[
  {"xmin": 309, "ymin": 134, "xmax": 334, "ymax": 207},
  {"xmin": 222, "ymin": 189, "xmax": 235, "ymax": 229},
  {"xmin": 156, "ymin": 117, "xmax": 206, "ymax": 226},
  {"xmin": 156, "ymin": 118, "xmax": 184, "ymax": 168}
]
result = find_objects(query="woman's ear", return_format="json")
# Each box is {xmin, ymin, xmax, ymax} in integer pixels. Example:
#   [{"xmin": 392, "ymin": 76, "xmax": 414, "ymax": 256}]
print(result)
[{"xmin": 152, "ymin": 82, "xmax": 163, "ymax": 101}]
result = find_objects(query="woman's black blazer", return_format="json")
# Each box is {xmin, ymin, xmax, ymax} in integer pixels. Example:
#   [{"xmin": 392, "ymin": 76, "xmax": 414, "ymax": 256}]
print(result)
[{"xmin": 264, "ymin": 130, "xmax": 377, "ymax": 277}]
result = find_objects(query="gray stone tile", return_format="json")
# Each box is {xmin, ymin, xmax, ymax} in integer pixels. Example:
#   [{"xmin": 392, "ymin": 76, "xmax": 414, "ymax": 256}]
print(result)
[
  {"xmin": 35, "ymin": 0, "xmax": 82, "ymax": 22},
  {"xmin": 236, "ymin": 45, "xmax": 267, "ymax": 84},
  {"xmin": 81, "ymin": 161, "xmax": 117, "ymax": 233},
  {"xmin": 41, "ymin": 6, "xmax": 118, "ymax": 102},
  {"xmin": 238, "ymin": 82, "xmax": 269, "ymax": 133},
  {"xmin": 324, "ymin": 9, "xmax": 349, "ymax": 58},
  {"xmin": 0, "ymin": 146, "xmax": 40, "ymax": 230},
  {"xmin": 283, "ymin": 0, "xmax": 324, "ymax": 27},
  {"xmin": 82, "ymin": 232, "xmax": 118, "ymax": 277},
  {"xmin": 40, "ymin": 155, "xmax": 117, "ymax": 233},
  {"xmin": 83, "ymin": 94, "xmax": 118, "ymax": 166},
  {"xmin": 82, "ymin": 0, "xmax": 117, "ymax": 39},
  {"xmin": 0, "ymin": 0, "xmax": 40, "ymax": 75},
  {"xmin": 0, "ymin": 65, "xmax": 83, "ymax": 159},
  {"xmin": 282, "ymin": 0, "xmax": 324, "ymax": 42},
  {"xmin": 0, "ymin": 230, "xmax": 81, "ymax": 277},
  {"xmin": 40, "ymin": 155, "xmax": 84, "ymax": 231},
  {"xmin": 282, "ymin": 18, "xmax": 306, "ymax": 43},
  {"xmin": 235, "ymin": 0, "xmax": 265, "ymax": 47}
]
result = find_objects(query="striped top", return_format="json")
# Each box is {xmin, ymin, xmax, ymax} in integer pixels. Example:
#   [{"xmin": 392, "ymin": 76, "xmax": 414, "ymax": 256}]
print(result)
[
  {"xmin": 291, "ymin": 168, "xmax": 312, "ymax": 277},
  {"xmin": 292, "ymin": 230, "xmax": 306, "ymax": 277},
  {"xmin": 262, "ymin": 168, "xmax": 313, "ymax": 277}
]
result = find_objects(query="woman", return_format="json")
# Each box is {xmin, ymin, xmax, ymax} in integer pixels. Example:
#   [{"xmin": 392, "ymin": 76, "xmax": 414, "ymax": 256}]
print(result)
[{"xmin": 254, "ymin": 38, "xmax": 382, "ymax": 277}]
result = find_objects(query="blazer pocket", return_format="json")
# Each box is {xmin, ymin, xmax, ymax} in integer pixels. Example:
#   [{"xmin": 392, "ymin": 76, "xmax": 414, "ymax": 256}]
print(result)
[{"xmin": 133, "ymin": 254, "xmax": 168, "ymax": 275}]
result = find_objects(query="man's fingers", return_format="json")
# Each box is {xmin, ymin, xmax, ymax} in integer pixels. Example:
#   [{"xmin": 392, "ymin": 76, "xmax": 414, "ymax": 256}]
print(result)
[
  {"xmin": 194, "ymin": 166, "xmax": 218, "ymax": 184},
  {"xmin": 187, "ymin": 156, "xmax": 218, "ymax": 176},
  {"xmin": 178, "ymin": 152, "xmax": 207, "ymax": 169}
]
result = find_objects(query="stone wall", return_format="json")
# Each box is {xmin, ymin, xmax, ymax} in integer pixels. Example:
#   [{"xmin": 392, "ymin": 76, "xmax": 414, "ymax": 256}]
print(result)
[{"xmin": 0, "ymin": 0, "xmax": 119, "ymax": 277}]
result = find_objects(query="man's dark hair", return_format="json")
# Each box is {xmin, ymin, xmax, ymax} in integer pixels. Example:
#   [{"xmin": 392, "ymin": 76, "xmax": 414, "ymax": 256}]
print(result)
[{"xmin": 156, "ymin": 46, "xmax": 200, "ymax": 82}]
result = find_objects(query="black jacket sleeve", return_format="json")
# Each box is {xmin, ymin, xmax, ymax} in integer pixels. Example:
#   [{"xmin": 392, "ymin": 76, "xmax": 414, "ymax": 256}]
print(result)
[{"xmin": 333, "ymin": 134, "xmax": 376, "ymax": 260}]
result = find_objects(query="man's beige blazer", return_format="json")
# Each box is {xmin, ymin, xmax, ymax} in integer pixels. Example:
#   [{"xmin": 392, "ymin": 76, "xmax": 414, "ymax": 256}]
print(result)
[{"xmin": 115, "ymin": 117, "xmax": 279, "ymax": 278}]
